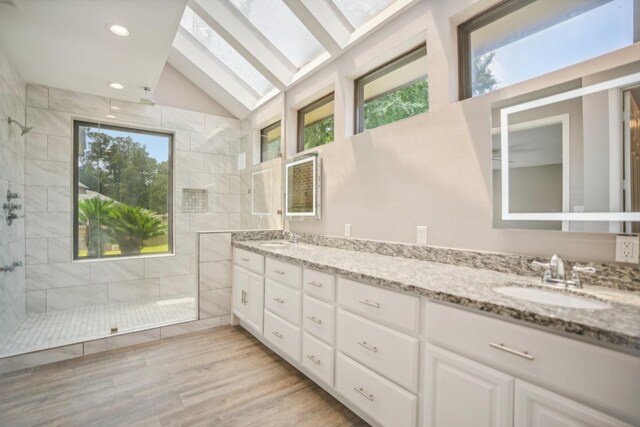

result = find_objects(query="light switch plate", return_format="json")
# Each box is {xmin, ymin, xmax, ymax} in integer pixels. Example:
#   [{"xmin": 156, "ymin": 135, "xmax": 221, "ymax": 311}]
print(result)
[
  {"xmin": 416, "ymin": 226, "xmax": 427, "ymax": 245},
  {"xmin": 344, "ymin": 223, "xmax": 351, "ymax": 238},
  {"xmin": 615, "ymin": 235, "xmax": 639, "ymax": 263}
]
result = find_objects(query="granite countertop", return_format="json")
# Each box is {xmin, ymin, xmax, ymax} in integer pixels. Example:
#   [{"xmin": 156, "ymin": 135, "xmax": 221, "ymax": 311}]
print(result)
[{"xmin": 234, "ymin": 240, "xmax": 640, "ymax": 355}]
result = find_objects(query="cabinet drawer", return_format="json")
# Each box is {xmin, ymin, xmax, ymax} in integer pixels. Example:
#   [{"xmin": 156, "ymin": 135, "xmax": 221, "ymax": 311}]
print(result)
[
  {"xmin": 266, "ymin": 257, "xmax": 302, "ymax": 289},
  {"xmin": 336, "ymin": 353, "xmax": 417, "ymax": 427},
  {"xmin": 302, "ymin": 332, "xmax": 335, "ymax": 386},
  {"xmin": 233, "ymin": 248, "xmax": 264, "ymax": 274},
  {"xmin": 337, "ymin": 309, "xmax": 419, "ymax": 392},
  {"xmin": 425, "ymin": 302, "xmax": 640, "ymax": 425},
  {"xmin": 303, "ymin": 295, "xmax": 335, "ymax": 345},
  {"xmin": 264, "ymin": 310, "xmax": 301, "ymax": 362},
  {"xmin": 265, "ymin": 279, "xmax": 301, "ymax": 326},
  {"xmin": 303, "ymin": 268, "xmax": 336, "ymax": 301},
  {"xmin": 337, "ymin": 277, "xmax": 419, "ymax": 333}
]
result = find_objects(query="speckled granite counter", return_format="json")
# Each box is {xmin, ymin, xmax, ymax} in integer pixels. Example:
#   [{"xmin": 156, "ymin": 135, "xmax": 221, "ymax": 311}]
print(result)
[{"xmin": 234, "ymin": 240, "xmax": 640, "ymax": 355}]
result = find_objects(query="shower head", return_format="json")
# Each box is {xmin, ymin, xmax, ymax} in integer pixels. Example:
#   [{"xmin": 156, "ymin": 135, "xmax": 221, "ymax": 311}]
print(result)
[
  {"xmin": 7, "ymin": 117, "xmax": 33, "ymax": 136},
  {"xmin": 139, "ymin": 87, "xmax": 155, "ymax": 106}
]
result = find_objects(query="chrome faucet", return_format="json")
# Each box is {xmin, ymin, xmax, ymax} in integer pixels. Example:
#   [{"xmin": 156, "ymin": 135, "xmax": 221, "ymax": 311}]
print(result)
[
  {"xmin": 283, "ymin": 229, "xmax": 298, "ymax": 243},
  {"xmin": 532, "ymin": 254, "xmax": 595, "ymax": 289}
]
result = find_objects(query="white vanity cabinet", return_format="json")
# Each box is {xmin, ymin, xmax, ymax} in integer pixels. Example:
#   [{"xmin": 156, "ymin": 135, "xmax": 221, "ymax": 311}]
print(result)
[
  {"xmin": 232, "ymin": 253, "xmax": 265, "ymax": 334},
  {"xmin": 231, "ymin": 246, "xmax": 639, "ymax": 427},
  {"xmin": 513, "ymin": 380, "xmax": 633, "ymax": 427},
  {"xmin": 423, "ymin": 302, "xmax": 640, "ymax": 427},
  {"xmin": 423, "ymin": 343, "xmax": 514, "ymax": 427}
]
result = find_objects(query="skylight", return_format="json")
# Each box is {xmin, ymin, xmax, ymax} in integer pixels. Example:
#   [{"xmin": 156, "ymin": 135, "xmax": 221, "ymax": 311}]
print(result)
[
  {"xmin": 331, "ymin": 0, "xmax": 396, "ymax": 28},
  {"xmin": 227, "ymin": 0, "xmax": 326, "ymax": 69},
  {"xmin": 181, "ymin": 7, "xmax": 275, "ymax": 96}
]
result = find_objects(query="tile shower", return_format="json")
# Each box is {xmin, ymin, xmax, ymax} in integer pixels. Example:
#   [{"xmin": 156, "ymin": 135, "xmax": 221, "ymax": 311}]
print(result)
[{"xmin": 0, "ymin": 69, "xmax": 282, "ymax": 358}]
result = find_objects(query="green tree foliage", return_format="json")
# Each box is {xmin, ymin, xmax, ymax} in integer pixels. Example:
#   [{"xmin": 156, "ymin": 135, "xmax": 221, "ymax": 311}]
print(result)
[
  {"xmin": 472, "ymin": 52, "xmax": 499, "ymax": 96},
  {"xmin": 363, "ymin": 79, "xmax": 429, "ymax": 131},
  {"xmin": 78, "ymin": 197, "xmax": 114, "ymax": 257},
  {"xmin": 303, "ymin": 117, "xmax": 334, "ymax": 151},
  {"xmin": 78, "ymin": 131, "xmax": 168, "ymax": 214},
  {"xmin": 107, "ymin": 204, "xmax": 166, "ymax": 254}
]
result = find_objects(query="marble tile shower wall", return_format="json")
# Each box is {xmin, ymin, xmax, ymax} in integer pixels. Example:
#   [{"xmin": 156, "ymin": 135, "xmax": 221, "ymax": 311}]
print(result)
[
  {"xmin": 0, "ymin": 47, "xmax": 27, "ymax": 346},
  {"xmin": 23, "ymin": 84, "xmax": 243, "ymax": 314}
]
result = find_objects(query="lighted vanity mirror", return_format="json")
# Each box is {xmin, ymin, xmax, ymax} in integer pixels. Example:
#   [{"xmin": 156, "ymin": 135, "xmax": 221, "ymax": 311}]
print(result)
[
  {"xmin": 492, "ymin": 70, "xmax": 640, "ymax": 233},
  {"xmin": 285, "ymin": 154, "xmax": 320, "ymax": 220}
]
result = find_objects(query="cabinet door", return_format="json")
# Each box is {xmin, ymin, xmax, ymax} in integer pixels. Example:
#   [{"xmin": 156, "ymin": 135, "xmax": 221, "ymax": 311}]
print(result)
[
  {"xmin": 424, "ymin": 344, "xmax": 514, "ymax": 427},
  {"xmin": 246, "ymin": 272, "xmax": 264, "ymax": 333},
  {"xmin": 514, "ymin": 380, "xmax": 633, "ymax": 427},
  {"xmin": 232, "ymin": 265, "xmax": 249, "ymax": 320}
]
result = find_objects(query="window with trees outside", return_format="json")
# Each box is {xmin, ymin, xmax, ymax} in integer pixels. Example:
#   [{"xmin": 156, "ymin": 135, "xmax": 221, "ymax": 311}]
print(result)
[
  {"xmin": 458, "ymin": 0, "xmax": 637, "ymax": 99},
  {"xmin": 355, "ymin": 44, "xmax": 428, "ymax": 133},
  {"xmin": 298, "ymin": 93, "xmax": 334, "ymax": 152},
  {"xmin": 73, "ymin": 121, "xmax": 172, "ymax": 260},
  {"xmin": 261, "ymin": 121, "xmax": 281, "ymax": 162}
]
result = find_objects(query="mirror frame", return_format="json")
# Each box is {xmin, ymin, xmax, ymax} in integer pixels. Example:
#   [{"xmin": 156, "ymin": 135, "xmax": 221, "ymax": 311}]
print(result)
[
  {"xmin": 500, "ymin": 71, "xmax": 640, "ymax": 222},
  {"xmin": 285, "ymin": 153, "xmax": 321, "ymax": 220}
]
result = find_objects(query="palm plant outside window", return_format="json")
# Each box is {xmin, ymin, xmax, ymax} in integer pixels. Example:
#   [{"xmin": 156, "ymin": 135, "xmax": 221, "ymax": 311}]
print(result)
[{"xmin": 73, "ymin": 121, "xmax": 172, "ymax": 259}]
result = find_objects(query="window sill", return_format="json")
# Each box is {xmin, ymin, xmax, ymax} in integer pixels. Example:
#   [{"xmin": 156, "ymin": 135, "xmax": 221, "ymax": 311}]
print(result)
[{"xmin": 72, "ymin": 252, "xmax": 176, "ymax": 263}]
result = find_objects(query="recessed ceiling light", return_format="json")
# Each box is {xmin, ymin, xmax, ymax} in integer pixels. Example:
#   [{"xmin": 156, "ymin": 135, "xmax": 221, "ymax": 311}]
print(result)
[
  {"xmin": 109, "ymin": 82, "xmax": 124, "ymax": 90},
  {"xmin": 106, "ymin": 114, "xmax": 117, "ymax": 119},
  {"xmin": 110, "ymin": 106, "xmax": 120, "ymax": 111},
  {"xmin": 109, "ymin": 24, "xmax": 129, "ymax": 37}
]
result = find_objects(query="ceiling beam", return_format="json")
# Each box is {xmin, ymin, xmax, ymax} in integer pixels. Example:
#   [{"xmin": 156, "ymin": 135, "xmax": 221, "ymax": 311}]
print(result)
[
  {"xmin": 172, "ymin": 31, "xmax": 258, "ymax": 116},
  {"xmin": 282, "ymin": 0, "xmax": 342, "ymax": 56},
  {"xmin": 297, "ymin": 0, "xmax": 353, "ymax": 49},
  {"xmin": 190, "ymin": 0, "xmax": 294, "ymax": 89}
]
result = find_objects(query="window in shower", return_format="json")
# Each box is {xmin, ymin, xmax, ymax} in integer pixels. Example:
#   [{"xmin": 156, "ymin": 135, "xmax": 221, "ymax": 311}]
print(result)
[{"xmin": 73, "ymin": 121, "xmax": 173, "ymax": 260}]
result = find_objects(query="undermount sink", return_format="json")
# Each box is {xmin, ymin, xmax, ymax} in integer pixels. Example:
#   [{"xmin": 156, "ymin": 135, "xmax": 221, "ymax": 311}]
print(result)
[
  {"xmin": 260, "ymin": 242, "xmax": 290, "ymax": 249},
  {"xmin": 494, "ymin": 286, "xmax": 610, "ymax": 310}
]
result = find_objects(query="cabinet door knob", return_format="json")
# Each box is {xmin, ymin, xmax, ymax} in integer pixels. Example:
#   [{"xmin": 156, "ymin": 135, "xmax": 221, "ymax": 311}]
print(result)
[
  {"xmin": 358, "ymin": 299, "xmax": 381, "ymax": 308},
  {"xmin": 354, "ymin": 387, "xmax": 374, "ymax": 401}
]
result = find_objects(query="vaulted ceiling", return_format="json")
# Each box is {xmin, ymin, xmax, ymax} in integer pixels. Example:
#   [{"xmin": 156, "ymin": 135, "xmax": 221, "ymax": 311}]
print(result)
[{"xmin": 169, "ymin": 0, "xmax": 419, "ymax": 118}]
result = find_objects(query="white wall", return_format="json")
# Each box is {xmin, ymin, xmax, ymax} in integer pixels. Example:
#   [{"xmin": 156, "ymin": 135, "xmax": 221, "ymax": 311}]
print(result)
[
  {"xmin": 154, "ymin": 63, "xmax": 235, "ymax": 119},
  {"xmin": 0, "ymin": 45, "xmax": 27, "ymax": 345},
  {"xmin": 271, "ymin": 0, "xmax": 640, "ymax": 263},
  {"xmin": 23, "ymin": 84, "xmax": 243, "ymax": 315}
]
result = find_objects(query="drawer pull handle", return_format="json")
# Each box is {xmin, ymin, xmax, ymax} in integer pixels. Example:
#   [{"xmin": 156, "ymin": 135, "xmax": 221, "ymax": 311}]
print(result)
[
  {"xmin": 358, "ymin": 299, "xmax": 381, "ymax": 308},
  {"xmin": 241, "ymin": 257, "xmax": 250, "ymax": 262},
  {"xmin": 354, "ymin": 387, "xmax": 374, "ymax": 401},
  {"xmin": 272, "ymin": 331, "xmax": 283, "ymax": 339},
  {"xmin": 273, "ymin": 297, "xmax": 285, "ymax": 304},
  {"xmin": 274, "ymin": 269, "xmax": 285, "ymax": 275},
  {"xmin": 307, "ymin": 316, "xmax": 322, "ymax": 325},
  {"xmin": 357, "ymin": 341, "xmax": 378, "ymax": 353},
  {"xmin": 306, "ymin": 355, "xmax": 321, "ymax": 365},
  {"xmin": 489, "ymin": 342, "xmax": 534, "ymax": 361},
  {"xmin": 307, "ymin": 281, "xmax": 323, "ymax": 287}
]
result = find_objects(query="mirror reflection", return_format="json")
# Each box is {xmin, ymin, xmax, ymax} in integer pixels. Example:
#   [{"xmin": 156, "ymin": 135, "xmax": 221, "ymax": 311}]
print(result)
[
  {"xmin": 492, "ymin": 70, "xmax": 640, "ymax": 233},
  {"xmin": 285, "ymin": 155, "xmax": 320, "ymax": 219}
]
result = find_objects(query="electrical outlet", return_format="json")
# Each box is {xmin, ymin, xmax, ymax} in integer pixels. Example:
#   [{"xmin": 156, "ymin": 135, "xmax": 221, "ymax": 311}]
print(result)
[
  {"xmin": 615, "ymin": 235, "xmax": 639, "ymax": 263},
  {"xmin": 416, "ymin": 226, "xmax": 427, "ymax": 245},
  {"xmin": 344, "ymin": 223, "xmax": 351, "ymax": 238}
]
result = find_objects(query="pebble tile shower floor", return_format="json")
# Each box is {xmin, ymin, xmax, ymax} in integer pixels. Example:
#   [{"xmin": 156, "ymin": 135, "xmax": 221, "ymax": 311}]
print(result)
[{"xmin": 0, "ymin": 296, "xmax": 196, "ymax": 357}]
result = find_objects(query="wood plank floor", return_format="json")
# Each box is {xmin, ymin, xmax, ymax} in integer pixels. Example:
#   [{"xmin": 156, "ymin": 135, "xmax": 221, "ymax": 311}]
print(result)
[{"xmin": 0, "ymin": 326, "xmax": 367, "ymax": 427}]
